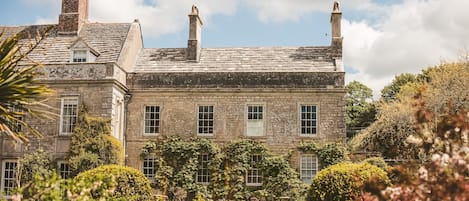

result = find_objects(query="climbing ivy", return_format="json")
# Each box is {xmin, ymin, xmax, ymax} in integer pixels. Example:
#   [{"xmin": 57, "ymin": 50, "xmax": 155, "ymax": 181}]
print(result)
[
  {"xmin": 141, "ymin": 137, "xmax": 221, "ymax": 201},
  {"xmin": 298, "ymin": 141, "xmax": 350, "ymax": 169},
  {"xmin": 141, "ymin": 138, "xmax": 307, "ymax": 201}
]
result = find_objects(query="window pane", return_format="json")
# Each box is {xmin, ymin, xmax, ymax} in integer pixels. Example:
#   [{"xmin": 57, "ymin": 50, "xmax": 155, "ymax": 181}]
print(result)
[
  {"xmin": 144, "ymin": 106, "xmax": 160, "ymax": 134},
  {"xmin": 61, "ymin": 98, "xmax": 78, "ymax": 134},
  {"xmin": 246, "ymin": 155, "xmax": 262, "ymax": 185},
  {"xmin": 198, "ymin": 106, "xmax": 214, "ymax": 134},
  {"xmin": 300, "ymin": 155, "xmax": 318, "ymax": 184},
  {"xmin": 300, "ymin": 105, "xmax": 317, "ymax": 135},
  {"xmin": 197, "ymin": 154, "xmax": 211, "ymax": 183},
  {"xmin": 142, "ymin": 156, "xmax": 156, "ymax": 179},
  {"xmin": 2, "ymin": 161, "xmax": 17, "ymax": 196}
]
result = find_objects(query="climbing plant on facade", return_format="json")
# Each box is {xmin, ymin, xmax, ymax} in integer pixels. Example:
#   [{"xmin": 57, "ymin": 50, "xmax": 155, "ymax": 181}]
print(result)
[{"xmin": 141, "ymin": 138, "xmax": 308, "ymax": 201}]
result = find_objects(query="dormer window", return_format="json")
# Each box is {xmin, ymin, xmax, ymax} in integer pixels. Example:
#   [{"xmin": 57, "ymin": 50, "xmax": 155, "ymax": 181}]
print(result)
[
  {"xmin": 69, "ymin": 38, "xmax": 100, "ymax": 63},
  {"xmin": 72, "ymin": 50, "xmax": 87, "ymax": 62}
]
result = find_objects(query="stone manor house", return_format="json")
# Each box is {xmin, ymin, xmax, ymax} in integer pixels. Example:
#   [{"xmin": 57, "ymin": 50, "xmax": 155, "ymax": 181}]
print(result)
[{"xmin": 0, "ymin": 0, "xmax": 345, "ymax": 197}]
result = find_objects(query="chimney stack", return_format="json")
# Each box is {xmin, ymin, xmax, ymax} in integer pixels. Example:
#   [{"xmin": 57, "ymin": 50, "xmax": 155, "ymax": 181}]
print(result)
[
  {"xmin": 58, "ymin": 0, "xmax": 89, "ymax": 35},
  {"xmin": 330, "ymin": 1, "xmax": 342, "ymax": 49},
  {"xmin": 187, "ymin": 5, "xmax": 203, "ymax": 62}
]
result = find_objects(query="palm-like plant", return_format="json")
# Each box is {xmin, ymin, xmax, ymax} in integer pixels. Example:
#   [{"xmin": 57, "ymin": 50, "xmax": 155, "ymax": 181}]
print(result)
[{"xmin": 0, "ymin": 30, "xmax": 54, "ymax": 143}]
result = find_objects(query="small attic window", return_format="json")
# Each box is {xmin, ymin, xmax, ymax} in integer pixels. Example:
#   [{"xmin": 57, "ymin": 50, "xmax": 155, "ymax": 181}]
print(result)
[
  {"xmin": 71, "ymin": 49, "xmax": 97, "ymax": 63},
  {"xmin": 69, "ymin": 39, "xmax": 100, "ymax": 63},
  {"xmin": 72, "ymin": 50, "xmax": 87, "ymax": 62}
]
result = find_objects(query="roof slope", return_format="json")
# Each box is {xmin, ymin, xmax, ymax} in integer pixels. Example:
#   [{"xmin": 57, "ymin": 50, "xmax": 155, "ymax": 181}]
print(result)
[
  {"xmin": 0, "ymin": 23, "xmax": 131, "ymax": 64},
  {"xmin": 134, "ymin": 46, "xmax": 342, "ymax": 73}
]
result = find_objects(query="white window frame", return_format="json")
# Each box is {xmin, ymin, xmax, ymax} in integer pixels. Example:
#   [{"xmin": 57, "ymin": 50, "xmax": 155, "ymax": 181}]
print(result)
[
  {"xmin": 1, "ymin": 160, "xmax": 18, "ymax": 198},
  {"xmin": 246, "ymin": 104, "xmax": 265, "ymax": 137},
  {"xmin": 299, "ymin": 104, "xmax": 318, "ymax": 136},
  {"xmin": 300, "ymin": 154, "xmax": 318, "ymax": 184},
  {"xmin": 142, "ymin": 156, "xmax": 156, "ymax": 180},
  {"xmin": 71, "ymin": 50, "xmax": 87, "ymax": 63},
  {"xmin": 60, "ymin": 97, "xmax": 79, "ymax": 135},
  {"xmin": 58, "ymin": 161, "xmax": 71, "ymax": 179},
  {"xmin": 197, "ymin": 105, "xmax": 214, "ymax": 135},
  {"xmin": 70, "ymin": 49, "xmax": 97, "ymax": 63},
  {"xmin": 196, "ymin": 154, "xmax": 210, "ymax": 184},
  {"xmin": 246, "ymin": 154, "xmax": 262, "ymax": 186},
  {"xmin": 143, "ymin": 105, "xmax": 160, "ymax": 135}
]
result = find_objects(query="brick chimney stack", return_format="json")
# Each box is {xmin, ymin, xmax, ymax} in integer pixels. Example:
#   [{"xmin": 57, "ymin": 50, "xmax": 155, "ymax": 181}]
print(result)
[
  {"xmin": 330, "ymin": 1, "xmax": 342, "ymax": 49},
  {"xmin": 58, "ymin": 0, "xmax": 89, "ymax": 35},
  {"xmin": 187, "ymin": 5, "xmax": 203, "ymax": 62}
]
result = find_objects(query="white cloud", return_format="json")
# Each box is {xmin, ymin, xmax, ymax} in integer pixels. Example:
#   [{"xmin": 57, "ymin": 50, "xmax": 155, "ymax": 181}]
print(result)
[
  {"xmin": 343, "ymin": 0, "xmax": 469, "ymax": 98},
  {"xmin": 89, "ymin": 0, "xmax": 239, "ymax": 39}
]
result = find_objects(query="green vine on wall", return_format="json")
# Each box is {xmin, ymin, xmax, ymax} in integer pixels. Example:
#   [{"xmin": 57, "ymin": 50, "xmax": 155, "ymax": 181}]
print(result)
[
  {"xmin": 141, "ymin": 138, "xmax": 307, "ymax": 201},
  {"xmin": 298, "ymin": 141, "xmax": 350, "ymax": 169}
]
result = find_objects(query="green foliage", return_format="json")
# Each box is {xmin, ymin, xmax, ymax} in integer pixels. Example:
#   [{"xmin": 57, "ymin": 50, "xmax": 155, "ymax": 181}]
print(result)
[
  {"xmin": 364, "ymin": 87, "xmax": 469, "ymax": 201},
  {"xmin": 73, "ymin": 165, "xmax": 152, "ymax": 200},
  {"xmin": 0, "ymin": 29, "xmax": 54, "ymax": 143},
  {"xmin": 307, "ymin": 162, "xmax": 390, "ymax": 201},
  {"xmin": 68, "ymin": 109, "xmax": 124, "ymax": 176},
  {"xmin": 221, "ymin": 139, "xmax": 268, "ymax": 200},
  {"xmin": 351, "ymin": 97, "xmax": 420, "ymax": 160},
  {"xmin": 141, "ymin": 137, "xmax": 221, "ymax": 200},
  {"xmin": 298, "ymin": 142, "xmax": 349, "ymax": 169},
  {"xmin": 362, "ymin": 157, "xmax": 387, "ymax": 170},
  {"xmin": 261, "ymin": 156, "xmax": 308, "ymax": 200},
  {"xmin": 17, "ymin": 149, "xmax": 54, "ymax": 185},
  {"xmin": 352, "ymin": 62, "xmax": 469, "ymax": 160},
  {"xmin": 380, "ymin": 73, "xmax": 417, "ymax": 103},
  {"xmin": 16, "ymin": 170, "xmax": 124, "ymax": 201},
  {"xmin": 345, "ymin": 81, "xmax": 377, "ymax": 136},
  {"xmin": 142, "ymin": 138, "xmax": 307, "ymax": 201},
  {"xmin": 14, "ymin": 172, "xmax": 64, "ymax": 201}
]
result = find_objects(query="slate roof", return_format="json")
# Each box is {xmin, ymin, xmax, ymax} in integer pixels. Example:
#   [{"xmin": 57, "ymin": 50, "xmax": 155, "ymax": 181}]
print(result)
[
  {"xmin": 134, "ymin": 46, "xmax": 342, "ymax": 73},
  {"xmin": 0, "ymin": 23, "xmax": 132, "ymax": 64}
]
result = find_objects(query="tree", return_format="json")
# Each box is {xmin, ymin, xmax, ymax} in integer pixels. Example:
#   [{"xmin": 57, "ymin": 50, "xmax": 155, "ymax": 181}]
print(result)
[
  {"xmin": 345, "ymin": 81, "xmax": 376, "ymax": 138},
  {"xmin": 349, "ymin": 97, "xmax": 420, "ymax": 159},
  {"xmin": 380, "ymin": 73, "xmax": 417, "ymax": 103},
  {"xmin": 364, "ymin": 89, "xmax": 469, "ymax": 201},
  {"xmin": 0, "ymin": 30, "xmax": 53, "ymax": 143},
  {"xmin": 351, "ymin": 62, "xmax": 469, "ymax": 160}
]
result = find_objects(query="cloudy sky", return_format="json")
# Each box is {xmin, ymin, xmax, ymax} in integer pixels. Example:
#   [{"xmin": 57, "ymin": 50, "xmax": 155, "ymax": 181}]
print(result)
[{"xmin": 1, "ymin": 0, "xmax": 468, "ymax": 98}]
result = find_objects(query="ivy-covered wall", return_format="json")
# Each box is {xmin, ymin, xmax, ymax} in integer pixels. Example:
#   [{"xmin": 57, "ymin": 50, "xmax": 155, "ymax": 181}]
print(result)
[{"xmin": 139, "ymin": 138, "xmax": 349, "ymax": 201}]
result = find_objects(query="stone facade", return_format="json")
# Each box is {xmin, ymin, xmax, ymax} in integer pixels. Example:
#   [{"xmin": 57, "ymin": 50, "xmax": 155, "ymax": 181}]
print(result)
[{"xmin": 0, "ymin": 0, "xmax": 345, "ymax": 195}]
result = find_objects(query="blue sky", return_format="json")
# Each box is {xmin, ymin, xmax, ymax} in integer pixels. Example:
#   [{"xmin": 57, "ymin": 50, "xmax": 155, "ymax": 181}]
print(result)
[{"xmin": 1, "ymin": 0, "xmax": 468, "ymax": 98}]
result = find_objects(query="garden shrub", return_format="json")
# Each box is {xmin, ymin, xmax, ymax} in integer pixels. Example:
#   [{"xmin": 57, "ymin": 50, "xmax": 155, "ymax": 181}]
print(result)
[
  {"xmin": 18, "ymin": 149, "xmax": 54, "ymax": 184},
  {"xmin": 68, "ymin": 109, "xmax": 124, "ymax": 176},
  {"xmin": 307, "ymin": 162, "xmax": 390, "ymax": 201},
  {"xmin": 362, "ymin": 157, "xmax": 387, "ymax": 170},
  {"xmin": 73, "ymin": 165, "xmax": 152, "ymax": 200}
]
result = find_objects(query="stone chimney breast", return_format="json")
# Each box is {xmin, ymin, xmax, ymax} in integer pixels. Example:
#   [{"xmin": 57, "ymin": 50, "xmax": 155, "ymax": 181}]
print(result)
[
  {"xmin": 58, "ymin": 0, "xmax": 89, "ymax": 35},
  {"xmin": 330, "ymin": 1, "xmax": 342, "ymax": 50},
  {"xmin": 187, "ymin": 5, "xmax": 203, "ymax": 62}
]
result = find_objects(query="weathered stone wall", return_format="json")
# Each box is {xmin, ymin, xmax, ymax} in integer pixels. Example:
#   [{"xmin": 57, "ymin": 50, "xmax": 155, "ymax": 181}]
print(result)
[
  {"xmin": 0, "ymin": 82, "xmax": 118, "ymax": 160},
  {"xmin": 36, "ymin": 63, "xmax": 127, "ymax": 86},
  {"xmin": 128, "ymin": 72, "xmax": 345, "ymax": 89},
  {"xmin": 125, "ymin": 89, "xmax": 345, "ymax": 169}
]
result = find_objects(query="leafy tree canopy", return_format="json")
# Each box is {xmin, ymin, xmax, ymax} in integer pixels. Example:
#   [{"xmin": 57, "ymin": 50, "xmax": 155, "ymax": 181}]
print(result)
[
  {"xmin": 345, "ymin": 81, "xmax": 377, "ymax": 137},
  {"xmin": 380, "ymin": 73, "xmax": 417, "ymax": 103}
]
